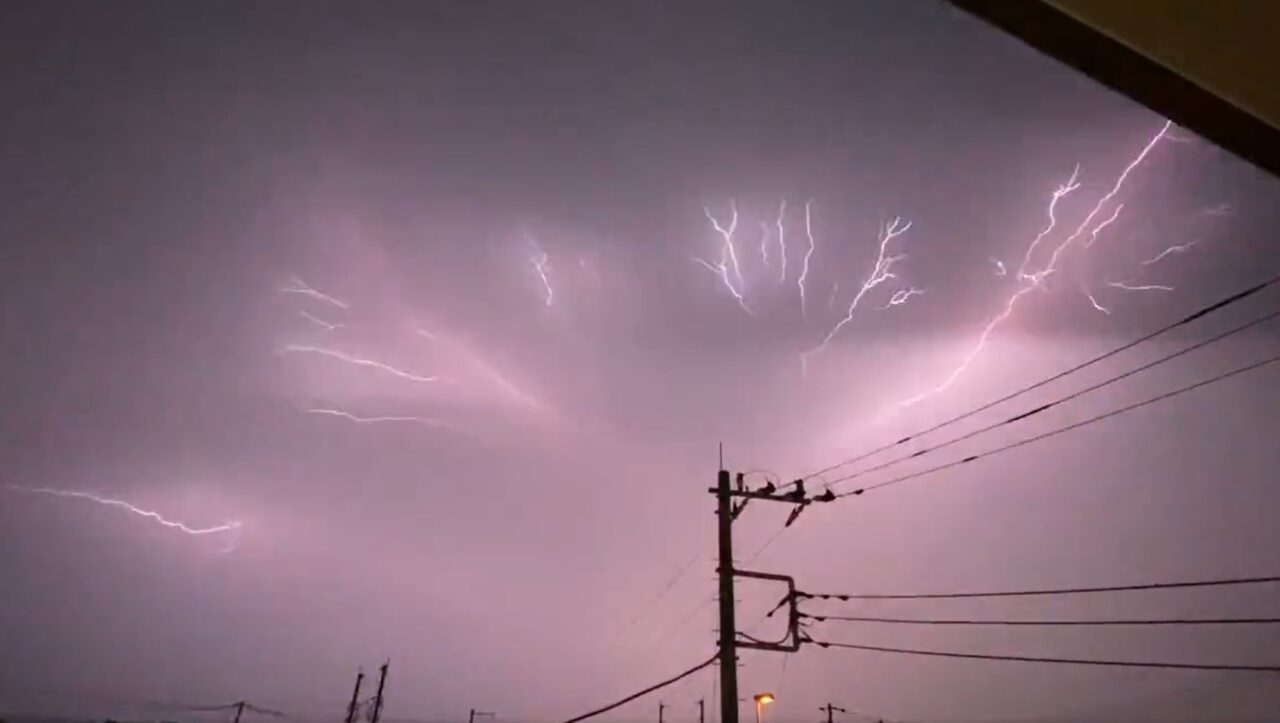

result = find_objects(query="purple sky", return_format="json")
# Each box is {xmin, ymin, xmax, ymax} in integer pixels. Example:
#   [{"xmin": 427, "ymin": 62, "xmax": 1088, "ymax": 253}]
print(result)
[{"xmin": 2, "ymin": 2, "xmax": 1280, "ymax": 722}]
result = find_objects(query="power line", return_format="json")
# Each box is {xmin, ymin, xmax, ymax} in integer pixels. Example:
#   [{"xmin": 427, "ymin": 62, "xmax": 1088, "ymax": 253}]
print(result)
[
  {"xmin": 831, "ymin": 349, "xmax": 1280, "ymax": 496},
  {"xmin": 559, "ymin": 654, "xmax": 718, "ymax": 723},
  {"xmin": 800, "ymin": 273, "xmax": 1280, "ymax": 484},
  {"xmin": 807, "ymin": 638, "xmax": 1280, "ymax": 673},
  {"xmin": 827, "ymin": 306, "xmax": 1280, "ymax": 490},
  {"xmin": 801, "ymin": 613, "xmax": 1280, "ymax": 626},
  {"xmin": 796, "ymin": 573, "xmax": 1280, "ymax": 601}
]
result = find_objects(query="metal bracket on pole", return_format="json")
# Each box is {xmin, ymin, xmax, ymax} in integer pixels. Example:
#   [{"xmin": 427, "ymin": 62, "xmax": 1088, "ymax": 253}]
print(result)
[{"xmin": 732, "ymin": 569, "xmax": 802, "ymax": 653}]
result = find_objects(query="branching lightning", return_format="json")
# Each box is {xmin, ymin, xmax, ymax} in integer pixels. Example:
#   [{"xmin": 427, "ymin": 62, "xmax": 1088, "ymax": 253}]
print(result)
[
  {"xmin": 1140, "ymin": 242, "xmax": 1196, "ymax": 266},
  {"xmin": 281, "ymin": 344, "xmax": 441, "ymax": 383},
  {"xmin": 307, "ymin": 408, "xmax": 446, "ymax": 426},
  {"xmin": 6, "ymin": 485, "xmax": 241, "ymax": 536},
  {"xmin": 299, "ymin": 310, "xmax": 342, "ymax": 332},
  {"xmin": 899, "ymin": 121, "xmax": 1172, "ymax": 408},
  {"xmin": 798, "ymin": 200, "xmax": 817, "ymax": 319},
  {"xmin": 1016, "ymin": 164, "xmax": 1082, "ymax": 280},
  {"xmin": 697, "ymin": 202, "xmax": 752, "ymax": 314},
  {"xmin": 704, "ymin": 202, "xmax": 745, "ymax": 291},
  {"xmin": 280, "ymin": 276, "xmax": 350, "ymax": 310},
  {"xmin": 803, "ymin": 216, "xmax": 912, "ymax": 365}
]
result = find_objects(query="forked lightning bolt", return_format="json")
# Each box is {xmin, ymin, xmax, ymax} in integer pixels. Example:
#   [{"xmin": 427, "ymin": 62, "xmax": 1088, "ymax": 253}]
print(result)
[
  {"xmin": 1016, "ymin": 165, "xmax": 1081, "ymax": 280},
  {"xmin": 704, "ymin": 202, "xmax": 745, "ymax": 291},
  {"xmin": 280, "ymin": 276, "xmax": 350, "ymax": 310},
  {"xmin": 7, "ymin": 485, "xmax": 241, "ymax": 536},
  {"xmin": 899, "ymin": 121, "xmax": 1172, "ymax": 408},
  {"xmin": 798, "ymin": 200, "xmax": 817, "ymax": 319},
  {"xmin": 804, "ymin": 216, "xmax": 912, "ymax": 365},
  {"xmin": 281, "ymin": 345, "xmax": 441, "ymax": 383}
]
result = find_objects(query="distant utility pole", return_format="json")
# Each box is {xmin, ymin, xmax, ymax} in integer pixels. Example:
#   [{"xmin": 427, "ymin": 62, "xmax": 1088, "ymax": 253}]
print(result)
[
  {"xmin": 346, "ymin": 669, "xmax": 366, "ymax": 723},
  {"xmin": 659, "ymin": 701, "xmax": 666, "ymax": 723},
  {"xmin": 820, "ymin": 704, "xmax": 847, "ymax": 723},
  {"xmin": 713, "ymin": 468, "xmax": 817, "ymax": 723},
  {"xmin": 469, "ymin": 709, "xmax": 496, "ymax": 723},
  {"xmin": 370, "ymin": 661, "xmax": 390, "ymax": 723},
  {"xmin": 698, "ymin": 698, "xmax": 705, "ymax": 723}
]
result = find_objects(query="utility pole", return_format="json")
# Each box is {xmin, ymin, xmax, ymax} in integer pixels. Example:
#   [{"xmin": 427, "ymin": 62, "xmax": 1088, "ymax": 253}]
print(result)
[
  {"xmin": 820, "ymin": 704, "xmax": 847, "ymax": 723},
  {"xmin": 370, "ymin": 661, "xmax": 389, "ymax": 723},
  {"xmin": 712, "ymin": 467, "xmax": 822, "ymax": 723},
  {"xmin": 469, "ymin": 709, "xmax": 495, "ymax": 723},
  {"xmin": 698, "ymin": 698, "xmax": 705, "ymax": 723},
  {"xmin": 659, "ymin": 701, "xmax": 666, "ymax": 723},
  {"xmin": 345, "ymin": 669, "xmax": 365, "ymax": 723},
  {"xmin": 716, "ymin": 470, "xmax": 740, "ymax": 723}
]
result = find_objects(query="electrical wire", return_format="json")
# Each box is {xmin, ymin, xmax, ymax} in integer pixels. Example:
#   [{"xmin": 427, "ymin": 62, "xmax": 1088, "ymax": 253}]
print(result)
[
  {"xmin": 801, "ymin": 613, "xmax": 1280, "ymax": 626},
  {"xmin": 828, "ymin": 306, "xmax": 1280, "ymax": 489},
  {"xmin": 559, "ymin": 654, "xmax": 719, "ymax": 723},
  {"xmin": 796, "ymin": 573, "xmax": 1280, "ymax": 601},
  {"xmin": 807, "ymin": 638, "xmax": 1280, "ymax": 673},
  {"xmin": 830, "ymin": 349, "xmax": 1280, "ymax": 496},
  {"xmin": 799, "ymin": 273, "xmax": 1280, "ymax": 484}
]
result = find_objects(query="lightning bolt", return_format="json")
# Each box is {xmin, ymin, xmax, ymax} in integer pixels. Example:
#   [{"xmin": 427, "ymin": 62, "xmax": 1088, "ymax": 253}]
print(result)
[
  {"xmin": 704, "ymin": 202, "xmax": 745, "ymax": 291},
  {"xmin": 307, "ymin": 408, "xmax": 447, "ymax": 426},
  {"xmin": 281, "ymin": 344, "xmax": 441, "ymax": 383},
  {"xmin": 1084, "ymin": 286, "xmax": 1111, "ymax": 315},
  {"xmin": 530, "ymin": 248, "xmax": 554, "ymax": 307},
  {"xmin": 759, "ymin": 221, "xmax": 771, "ymax": 267},
  {"xmin": 1108, "ymin": 281, "xmax": 1175, "ymax": 292},
  {"xmin": 693, "ymin": 255, "xmax": 752, "ymax": 315},
  {"xmin": 1140, "ymin": 242, "xmax": 1196, "ymax": 266},
  {"xmin": 828, "ymin": 281, "xmax": 840, "ymax": 310},
  {"xmin": 804, "ymin": 216, "xmax": 911, "ymax": 365},
  {"xmin": 298, "ymin": 310, "xmax": 342, "ymax": 332},
  {"xmin": 280, "ymin": 276, "xmax": 350, "ymax": 310},
  {"xmin": 1016, "ymin": 165, "xmax": 1082, "ymax": 280},
  {"xmin": 798, "ymin": 200, "xmax": 817, "ymax": 319},
  {"xmin": 899, "ymin": 121, "xmax": 1172, "ymax": 408},
  {"xmin": 1085, "ymin": 203, "xmax": 1125, "ymax": 247},
  {"xmin": 7, "ymin": 485, "xmax": 241, "ymax": 536},
  {"xmin": 776, "ymin": 200, "xmax": 788, "ymax": 284},
  {"xmin": 883, "ymin": 287, "xmax": 925, "ymax": 309}
]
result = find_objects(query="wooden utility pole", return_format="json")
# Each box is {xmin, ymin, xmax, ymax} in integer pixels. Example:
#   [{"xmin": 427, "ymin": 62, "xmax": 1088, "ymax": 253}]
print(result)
[
  {"xmin": 715, "ymin": 469, "xmax": 739, "ymax": 723},
  {"xmin": 345, "ymin": 669, "xmax": 365, "ymax": 723},
  {"xmin": 370, "ymin": 661, "xmax": 389, "ymax": 723},
  {"xmin": 820, "ymin": 704, "xmax": 846, "ymax": 723}
]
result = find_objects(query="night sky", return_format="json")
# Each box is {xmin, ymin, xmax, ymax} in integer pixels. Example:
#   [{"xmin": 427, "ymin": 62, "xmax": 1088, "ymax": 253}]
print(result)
[{"xmin": 2, "ymin": 2, "xmax": 1279, "ymax": 722}]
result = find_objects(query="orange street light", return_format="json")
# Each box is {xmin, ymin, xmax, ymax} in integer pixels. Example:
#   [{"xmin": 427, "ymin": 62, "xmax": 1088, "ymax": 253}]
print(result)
[{"xmin": 753, "ymin": 693, "xmax": 776, "ymax": 723}]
